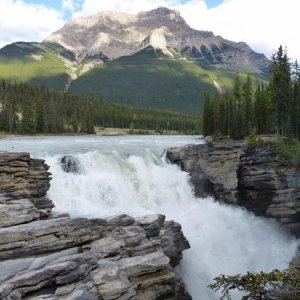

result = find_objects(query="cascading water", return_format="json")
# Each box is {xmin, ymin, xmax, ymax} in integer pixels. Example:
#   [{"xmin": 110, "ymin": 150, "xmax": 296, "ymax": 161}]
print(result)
[
  {"xmin": 1, "ymin": 135, "xmax": 298, "ymax": 299},
  {"xmin": 46, "ymin": 150, "xmax": 299, "ymax": 300}
]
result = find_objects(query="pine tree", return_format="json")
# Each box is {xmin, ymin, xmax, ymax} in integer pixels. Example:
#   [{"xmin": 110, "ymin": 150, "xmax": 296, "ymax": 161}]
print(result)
[
  {"xmin": 270, "ymin": 45, "xmax": 292, "ymax": 136},
  {"xmin": 243, "ymin": 75, "xmax": 256, "ymax": 135}
]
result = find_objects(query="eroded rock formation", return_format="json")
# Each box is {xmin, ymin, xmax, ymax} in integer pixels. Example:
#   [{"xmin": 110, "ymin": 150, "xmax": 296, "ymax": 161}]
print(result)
[
  {"xmin": 0, "ymin": 152, "xmax": 191, "ymax": 300},
  {"xmin": 166, "ymin": 138, "xmax": 244, "ymax": 202},
  {"xmin": 167, "ymin": 138, "xmax": 300, "ymax": 237}
]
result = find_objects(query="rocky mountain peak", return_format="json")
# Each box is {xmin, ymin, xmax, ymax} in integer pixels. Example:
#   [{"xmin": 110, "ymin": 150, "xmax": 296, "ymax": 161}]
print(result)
[
  {"xmin": 44, "ymin": 7, "xmax": 269, "ymax": 74},
  {"xmin": 138, "ymin": 7, "xmax": 183, "ymax": 21}
]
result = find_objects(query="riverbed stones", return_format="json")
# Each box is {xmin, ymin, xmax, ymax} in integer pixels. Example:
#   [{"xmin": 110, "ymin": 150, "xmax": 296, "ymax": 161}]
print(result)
[{"xmin": 0, "ymin": 152, "xmax": 191, "ymax": 299}]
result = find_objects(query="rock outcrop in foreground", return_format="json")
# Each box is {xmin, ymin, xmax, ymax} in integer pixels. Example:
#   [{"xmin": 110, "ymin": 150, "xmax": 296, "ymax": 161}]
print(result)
[
  {"xmin": 0, "ymin": 152, "xmax": 191, "ymax": 300},
  {"xmin": 167, "ymin": 138, "xmax": 300, "ymax": 237}
]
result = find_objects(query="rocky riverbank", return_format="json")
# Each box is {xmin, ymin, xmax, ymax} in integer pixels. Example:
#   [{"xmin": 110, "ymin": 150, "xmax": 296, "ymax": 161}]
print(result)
[
  {"xmin": 0, "ymin": 152, "xmax": 191, "ymax": 300},
  {"xmin": 167, "ymin": 137, "xmax": 300, "ymax": 238}
]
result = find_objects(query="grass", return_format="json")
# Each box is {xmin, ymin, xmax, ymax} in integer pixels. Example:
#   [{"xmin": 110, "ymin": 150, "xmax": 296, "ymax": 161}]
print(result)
[
  {"xmin": 273, "ymin": 138, "xmax": 300, "ymax": 167},
  {"xmin": 246, "ymin": 135, "xmax": 300, "ymax": 168}
]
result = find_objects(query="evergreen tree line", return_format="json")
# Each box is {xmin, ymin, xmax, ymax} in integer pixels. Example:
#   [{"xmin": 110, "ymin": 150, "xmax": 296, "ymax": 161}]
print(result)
[
  {"xmin": 203, "ymin": 46, "xmax": 300, "ymax": 139},
  {"xmin": 0, "ymin": 79, "xmax": 200, "ymax": 134}
]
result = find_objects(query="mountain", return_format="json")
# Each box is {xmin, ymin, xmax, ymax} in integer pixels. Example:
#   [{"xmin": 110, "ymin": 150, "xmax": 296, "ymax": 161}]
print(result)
[
  {"xmin": 0, "ymin": 42, "xmax": 70, "ymax": 90},
  {"xmin": 0, "ymin": 7, "xmax": 269, "ymax": 115}
]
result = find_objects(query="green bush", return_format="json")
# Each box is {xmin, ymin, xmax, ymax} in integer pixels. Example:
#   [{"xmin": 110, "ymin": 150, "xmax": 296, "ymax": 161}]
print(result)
[
  {"xmin": 274, "ymin": 138, "xmax": 300, "ymax": 167},
  {"xmin": 208, "ymin": 268, "xmax": 300, "ymax": 300}
]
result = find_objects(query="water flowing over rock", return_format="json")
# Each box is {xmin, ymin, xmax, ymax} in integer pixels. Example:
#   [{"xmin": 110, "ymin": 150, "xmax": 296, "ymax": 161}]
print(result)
[
  {"xmin": 0, "ymin": 152, "xmax": 191, "ymax": 300},
  {"xmin": 167, "ymin": 138, "xmax": 300, "ymax": 237}
]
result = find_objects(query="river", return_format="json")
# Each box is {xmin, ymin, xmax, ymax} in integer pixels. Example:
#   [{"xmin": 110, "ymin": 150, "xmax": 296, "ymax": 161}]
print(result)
[{"xmin": 1, "ymin": 135, "xmax": 299, "ymax": 299}]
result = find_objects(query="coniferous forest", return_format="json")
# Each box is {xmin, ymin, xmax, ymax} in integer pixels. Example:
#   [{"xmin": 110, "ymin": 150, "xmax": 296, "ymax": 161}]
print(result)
[
  {"xmin": 203, "ymin": 46, "xmax": 300, "ymax": 139},
  {"xmin": 0, "ymin": 79, "xmax": 200, "ymax": 135}
]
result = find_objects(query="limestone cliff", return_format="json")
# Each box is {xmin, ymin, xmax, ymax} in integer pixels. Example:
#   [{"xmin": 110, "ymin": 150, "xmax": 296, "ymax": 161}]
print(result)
[
  {"xmin": 167, "ymin": 138, "xmax": 300, "ymax": 237},
  {"xmin": 0, "ymin": 152, "xmax": 191, "ymax": 300}
]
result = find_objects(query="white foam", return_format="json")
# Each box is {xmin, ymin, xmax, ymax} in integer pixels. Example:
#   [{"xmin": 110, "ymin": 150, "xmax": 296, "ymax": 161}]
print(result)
[{"xmin": 45, "ymin": 150, "xmax": 299, "ymax": 300}]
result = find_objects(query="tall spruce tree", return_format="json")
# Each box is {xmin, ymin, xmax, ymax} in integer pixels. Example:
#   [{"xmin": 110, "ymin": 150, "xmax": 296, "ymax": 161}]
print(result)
[{"xmin": 270, "ymin": 45, "xmax": 292, "ymax": 136}]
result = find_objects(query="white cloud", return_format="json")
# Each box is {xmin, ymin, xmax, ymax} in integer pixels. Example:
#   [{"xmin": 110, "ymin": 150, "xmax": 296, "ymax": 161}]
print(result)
[
  {"xmin": 0, "ymin": 0, "xmax": 64, "ymax": 47},
  {"xmin": 1, "ymin": 0, "xmax": 299, "ymax": 62},
  {"xmin": 190, "ymin": 0, "xmax": 300, "ymax": 61},
  {"xmin": 62, "ymin": 0, "xmax": 75, "ymax": 12},
  {"xmin": 73, "ymin": 0, "xmax": 180, "ymax": 17},
  {"xmin": 73, "ymin": 0, "xmax": 300, "ymax": 61}
]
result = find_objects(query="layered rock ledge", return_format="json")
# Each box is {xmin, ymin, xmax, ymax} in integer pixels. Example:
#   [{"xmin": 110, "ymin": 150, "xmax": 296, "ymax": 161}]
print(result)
[
  {"xmin": 167, "ymin": 137, "xmax": 300, "ymax": 237},
  {"xmin": 0, "ymin": 152, "xmax": 191, "ymax": 300}
]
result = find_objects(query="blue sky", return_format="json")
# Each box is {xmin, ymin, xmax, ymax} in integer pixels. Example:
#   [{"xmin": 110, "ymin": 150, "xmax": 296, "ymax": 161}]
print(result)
[
  {"xmin": 23, "ymin": 0, "xmax": 224, "ymax": 19},
  {"xmin": 24, "ymin": 0, "xmax": 223, "ymax": 8}
]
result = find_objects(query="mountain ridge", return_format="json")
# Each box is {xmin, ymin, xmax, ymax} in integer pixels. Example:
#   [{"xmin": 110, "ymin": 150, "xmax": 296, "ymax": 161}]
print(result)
[
  {"xmin": 44, "ymin": 7, "xmax": 269, "ymax": 75},
  {"xmin": 0, "ymin": 7, "xmax": 269, "ymax": 114}
]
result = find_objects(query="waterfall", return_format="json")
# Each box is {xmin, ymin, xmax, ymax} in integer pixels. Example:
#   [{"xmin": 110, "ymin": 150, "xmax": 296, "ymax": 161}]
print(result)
[{"xmin": 45, "ymin": 149, "xmax": 299, "ymax": 300}]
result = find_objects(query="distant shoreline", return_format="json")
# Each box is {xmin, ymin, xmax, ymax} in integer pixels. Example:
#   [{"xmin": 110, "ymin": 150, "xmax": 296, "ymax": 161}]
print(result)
[{"xmin": 0, "ymin": 128, "xmax": 194, "ymax": 139}]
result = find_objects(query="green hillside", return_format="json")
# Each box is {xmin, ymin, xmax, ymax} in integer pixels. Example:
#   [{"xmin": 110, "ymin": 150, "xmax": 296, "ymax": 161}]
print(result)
[
  {"xmin": 0, "ymin": 42, "xmax": 69, "ymax": 90},
  {"xmin": 0, "ymin": 43, "xmax": 265, "ymax": 115},
  {"xmin": 70, "ymin": 47, "xmax": 260, "ymax": 115},
  {"xmin": 70, "ymin": 47, "xmax": 216, "ymax": 115}
]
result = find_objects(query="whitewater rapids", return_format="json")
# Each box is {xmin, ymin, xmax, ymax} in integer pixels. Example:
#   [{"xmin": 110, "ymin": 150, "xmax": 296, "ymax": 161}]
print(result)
[
  {"xmin": 46, "ymin": 150, "xmax": 299, "ymax": 299},
  {"xmin": 0, "ymin": 135, "xmax": 298, "ymax": 299}
]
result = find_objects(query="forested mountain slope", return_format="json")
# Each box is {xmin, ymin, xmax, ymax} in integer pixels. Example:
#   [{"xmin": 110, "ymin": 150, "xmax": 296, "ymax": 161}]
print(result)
[{"xmin": 0, "ymin": 7, "xmax": 269, "ymax": 114}]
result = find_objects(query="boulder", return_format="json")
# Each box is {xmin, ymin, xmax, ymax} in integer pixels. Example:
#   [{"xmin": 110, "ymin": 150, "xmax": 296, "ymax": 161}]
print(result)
[{"xmin": 60, "ymin": 156, "xmax": 81, "ymax": 173}]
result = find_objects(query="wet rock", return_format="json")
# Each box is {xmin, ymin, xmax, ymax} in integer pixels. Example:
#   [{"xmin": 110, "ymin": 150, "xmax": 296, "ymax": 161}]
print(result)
[{"xmin": 60, "ymin": 156, "xmax": 81, "ymax": 173}]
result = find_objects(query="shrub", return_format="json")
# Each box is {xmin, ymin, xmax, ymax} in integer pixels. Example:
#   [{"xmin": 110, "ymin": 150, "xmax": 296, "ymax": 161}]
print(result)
[{"xmin": 208, "ymin": 268, "xmax": 300, "ymax": 300}]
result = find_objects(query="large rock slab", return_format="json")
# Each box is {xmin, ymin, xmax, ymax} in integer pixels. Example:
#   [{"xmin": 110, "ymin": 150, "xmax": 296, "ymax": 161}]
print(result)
[
  {"xmin": 0, "ymin": 213, "xmax": 191, "ymax": 300},
  {"xmin": 0, "ymin": 217, "xmax": 107, "ymax": 260}
]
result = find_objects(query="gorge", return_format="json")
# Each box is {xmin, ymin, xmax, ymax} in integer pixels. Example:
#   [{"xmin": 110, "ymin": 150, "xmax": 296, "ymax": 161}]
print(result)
[
  {"xmin": 166, "ymin": 137, "xmax": 300, "ymax": 237},
  {"xmin": 0, "ymin": 135, "xmax": 298, "ymax": 299}
]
